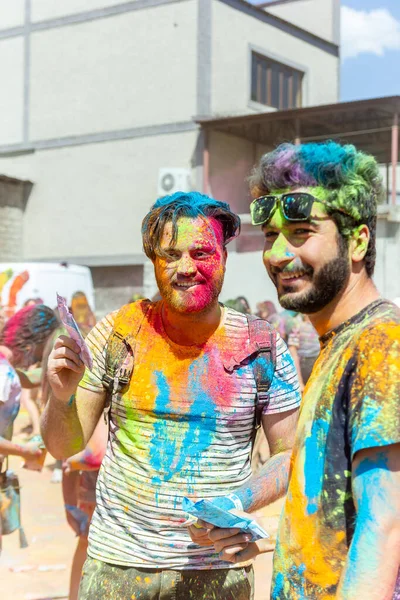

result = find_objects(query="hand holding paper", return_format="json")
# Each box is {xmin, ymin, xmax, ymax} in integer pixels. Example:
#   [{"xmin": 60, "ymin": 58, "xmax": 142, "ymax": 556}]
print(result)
[
  {"xmin": 182, "ymin": 497, "xmax": 269, "ymax": 542},
  {"xmin": 57, "ymin": 294, "xmax": 93, "ymax": 370}
]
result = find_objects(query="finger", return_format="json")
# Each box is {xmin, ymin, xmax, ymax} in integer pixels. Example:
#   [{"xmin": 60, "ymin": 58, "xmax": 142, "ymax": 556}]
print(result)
[
  {"xmin": 54, "ymin": 336, "xmax": 81, "ymax": 354},
  {"xmin": 53, "ymin": 347, "xmax": 83, "ymax": 368},
  {"xmin": 222, "ymin": 542, "xmax": 249, "ymax": 556},
  {"xmin": 208, "ymin": 527, "xmax": 242, "ymax": 542},
  {"xmin": 213, "ymin": 534, "xmax": 252, "ymax": 553},
  {"xmin": 197, "ymin": 519, "xmax": 213, "ymax": 530},
  {"xmin": 187, "ymin": 527, "xmax": 213, "ymax": 546},
  {"xmin": 188, "ymin": 524, "xmax": 208, "ymax": 535},
  {"xmin": 220, "ymin": 542, "xmax": 259, "ymax": 564},
  {"xmin": 51, "ymin": 358, "xmax": 84, "ymax": 373}
]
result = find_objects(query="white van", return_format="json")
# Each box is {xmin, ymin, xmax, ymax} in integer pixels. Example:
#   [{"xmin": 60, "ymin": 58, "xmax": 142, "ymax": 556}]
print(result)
[{"xmin": 0, "ymin": 262, "xmax": 95, "ymax": 315}]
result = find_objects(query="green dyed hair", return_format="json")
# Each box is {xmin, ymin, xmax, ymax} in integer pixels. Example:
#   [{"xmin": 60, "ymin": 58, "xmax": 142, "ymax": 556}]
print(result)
[{"xmin": 250, "ymin": 141, "xmax": 385, "ymax": 276}]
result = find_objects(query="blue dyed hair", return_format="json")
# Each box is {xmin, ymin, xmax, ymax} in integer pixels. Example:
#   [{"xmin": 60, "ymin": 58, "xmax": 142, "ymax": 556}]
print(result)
[
  {"xmin": 0, "ymin": 304, "xmax": 58, "ymax": 366},
  {"xmin": 141, "ymin": 191, "xmax": 241, "ymax": 260},
  {"xmin": 249, "ymin": 141, "xmax": 385, "ymax": 276}
]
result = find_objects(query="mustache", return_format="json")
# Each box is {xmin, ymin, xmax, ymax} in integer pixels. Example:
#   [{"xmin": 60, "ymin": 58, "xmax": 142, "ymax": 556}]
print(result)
[{"xmin": 270, "ymin": 262, "xmax": 314, "ymax": 277}]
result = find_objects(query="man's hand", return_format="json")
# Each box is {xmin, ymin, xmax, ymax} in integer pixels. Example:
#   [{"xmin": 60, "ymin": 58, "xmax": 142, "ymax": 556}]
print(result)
[
  {"xmin": 187, "ymin": 520, "xmax": 214, "ymax": 547},
  {"xmin": 47, "ymin": 336, "xmax": 85, "ymax": 402},
  {"xmin": 207, "ymin": 510, "xmax": 276, "ymax": 563},
  {"xmin": 208, "ymin": 525, "xmax": 274, "ymax": 563}
]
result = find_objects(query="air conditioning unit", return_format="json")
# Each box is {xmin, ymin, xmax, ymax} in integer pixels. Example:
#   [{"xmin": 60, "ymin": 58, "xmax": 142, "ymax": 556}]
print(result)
[{"xmin": 157, "ymin": 168, "xmax": 192, "ymax": 196}]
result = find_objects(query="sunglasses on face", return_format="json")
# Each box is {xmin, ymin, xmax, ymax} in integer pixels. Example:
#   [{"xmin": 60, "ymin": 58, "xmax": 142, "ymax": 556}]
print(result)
[{"xmin": 250, "ymin": 192, "xmax": 351, "ymax": 226}]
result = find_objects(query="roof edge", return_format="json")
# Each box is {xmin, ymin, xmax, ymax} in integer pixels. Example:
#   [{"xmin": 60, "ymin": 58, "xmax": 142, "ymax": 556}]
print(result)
[{"xmin": 218, "ymin": 0, "xmax": 339, "ymax": 56}]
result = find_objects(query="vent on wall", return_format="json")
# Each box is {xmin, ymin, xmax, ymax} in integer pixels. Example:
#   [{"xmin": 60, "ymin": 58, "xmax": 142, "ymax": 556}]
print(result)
[{"xmin": 157, "ymin": 168, "xmax": 191, "ymax": 196}]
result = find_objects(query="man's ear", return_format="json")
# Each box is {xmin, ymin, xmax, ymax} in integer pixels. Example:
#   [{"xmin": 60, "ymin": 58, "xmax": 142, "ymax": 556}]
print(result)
[{"xmin": 350, "ymin": 225, "xmax": 370, "ymax": 263}]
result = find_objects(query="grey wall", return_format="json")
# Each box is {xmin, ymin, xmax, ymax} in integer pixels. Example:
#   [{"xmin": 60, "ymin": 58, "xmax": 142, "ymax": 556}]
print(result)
[{"xmin": 91, "ymin": 264, "xmax": 144, "ymax": 317}]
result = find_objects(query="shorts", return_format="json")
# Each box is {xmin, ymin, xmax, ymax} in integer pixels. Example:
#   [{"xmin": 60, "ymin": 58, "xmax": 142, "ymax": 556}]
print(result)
[{"xmin": 79, "ymin": 556, "xmax": 254, "ymax": 600}]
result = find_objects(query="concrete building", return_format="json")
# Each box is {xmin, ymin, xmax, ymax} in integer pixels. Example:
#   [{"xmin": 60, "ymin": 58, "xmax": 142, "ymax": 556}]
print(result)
[{"xmin": 0, "ymin": 0, "xmax": 344, "ymax": 313}]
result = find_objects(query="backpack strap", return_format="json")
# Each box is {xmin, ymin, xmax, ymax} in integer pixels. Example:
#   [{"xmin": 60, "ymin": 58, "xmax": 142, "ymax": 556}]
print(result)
[
  {"xmin": 247, "ymin": 315, "xmax": 277, "ymax": 459},
  {"xmin": 223, "ymin": 314, "xmax": 277, "ymax": 456},
  {"xmin": 247, "ymin": 315, "xmax": 277, "ymax": 427},
  {"xmin": 102, "ymin": 300, "xmax": 151, "ymax": 422}
]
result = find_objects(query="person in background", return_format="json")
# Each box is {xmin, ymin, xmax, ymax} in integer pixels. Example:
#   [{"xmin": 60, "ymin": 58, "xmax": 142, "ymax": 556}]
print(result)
[
  {"xmin": 19, "ymin": 387, "xmax": 41, "ymax": 438},
  {"xmin": 41, "ymin": 296, "xmax": 104, "ymax": 599},
  {"xmin": 287, "ymin": 313, "xmax": 320, "ymax": 391},
  {"xmin": 23, "ymin": 297, "xmax": 44, "ymax": 308},
  {"xmin": 224, "ymin": 296, "xmax": 252, "ymax": 314},
  {"xmin": 256, "ymin": 301, "xmax": 285, "ymax": 339},
  {"xmin": 62, "ymin": 418, "xmax": 107, "ymax": 600},
  {"xmin": 70, "ymin": 292, "xmax": 96, "ymax": 338},
  {"xmin": 0, "ymin": 305, "xmax": 58, "ymax": 551},
  {"xmin": 0, "ymin": 305, "xmax": 6, "ymax": 334}
]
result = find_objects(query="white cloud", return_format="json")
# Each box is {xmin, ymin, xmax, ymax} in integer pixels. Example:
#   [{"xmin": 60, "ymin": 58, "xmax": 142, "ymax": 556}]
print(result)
[{"xmin": 341, "ymin": 5, "xmax": 400, "ymax": 60}]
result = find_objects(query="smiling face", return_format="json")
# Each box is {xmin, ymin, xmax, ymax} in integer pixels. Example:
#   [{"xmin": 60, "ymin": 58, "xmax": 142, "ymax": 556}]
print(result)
[
  {"xmin": 261, "ymin": 188, "xmax": 351, "ymax": 314},
  {"xmin": 153, "ymin": 216, "xmax": 227, "ymax": 314}
]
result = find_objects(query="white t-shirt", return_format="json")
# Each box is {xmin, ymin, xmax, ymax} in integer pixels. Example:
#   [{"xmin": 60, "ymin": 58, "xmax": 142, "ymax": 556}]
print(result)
[{"xmin": 80, "ymin": 302, "xmax": 301, "ymax": 569}]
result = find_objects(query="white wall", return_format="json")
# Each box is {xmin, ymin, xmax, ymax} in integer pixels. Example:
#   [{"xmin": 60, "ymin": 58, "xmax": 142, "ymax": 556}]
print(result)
[
  {"xmin": 29, "ymin": 2, "xmax": 197, "ymax": 140},
  {"xmin": 31, "ymin": 0, "xmax": 134, "ymax": 22},
  {"xmin": 211, "ymin": 1, "xmax": 339, "ymax": 117},
  {"xmin": 221, "ymin": 250, "xmax": 279, "ymax": 311},
  {"xmin": 0, "ymin": 37, "xmax": 24, "ymax": 145},
  {"xmin": 0, "ymin": 129, "xmax": 199, "ymax": 260},
  {"xmin": 267, "ymin": 0, "xmax": 339, "ymax": 44},
  {"xmin": 375, "ymin": 218, "xmax": 400, "ymax": 301},
  {"xmin": 0, "ymin": 0, "xmax": 25, "ymax": 29}
]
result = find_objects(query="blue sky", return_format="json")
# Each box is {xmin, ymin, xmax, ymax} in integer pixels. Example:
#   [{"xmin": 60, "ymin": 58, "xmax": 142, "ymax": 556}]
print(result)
[{"xmin": 341, "ymin": 0, "xmax": 400, "ymax": 101}]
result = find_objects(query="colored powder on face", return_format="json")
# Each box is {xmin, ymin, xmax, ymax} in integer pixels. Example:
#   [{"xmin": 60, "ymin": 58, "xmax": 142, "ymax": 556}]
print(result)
[{"xmin": 154, "ymin": 217, "xmax": 226, "ymax": 314}]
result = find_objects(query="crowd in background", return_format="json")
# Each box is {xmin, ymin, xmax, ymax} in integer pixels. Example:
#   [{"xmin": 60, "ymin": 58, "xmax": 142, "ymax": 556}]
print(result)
[{"xmin": 0, "ymin": 292, "xmax": 104, "ymax": 600}]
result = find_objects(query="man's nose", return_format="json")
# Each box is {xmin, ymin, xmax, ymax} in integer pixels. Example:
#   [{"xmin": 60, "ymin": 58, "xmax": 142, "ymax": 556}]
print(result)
[
  {"xmin": 177, "ymin": 255, "xmax": 197, "ymax": 276},
  {"xmin": 265, "ymin": 234, "xmax": 296, "ymax": 269}
]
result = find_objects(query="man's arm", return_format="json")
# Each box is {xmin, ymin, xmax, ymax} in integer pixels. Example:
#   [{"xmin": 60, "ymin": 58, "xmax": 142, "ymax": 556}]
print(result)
[
  {"xmin": 40, "ymin": 335, "xmax": 106, "ymax": 459},
  {"xmin": 233, "ymin": 407, "xmax": 298, "ymax": 512},
  {"xmin": 337, "ymin": 444, "xmax": 400, "ymax": 600},
  {"xmin": 63, "ymin": 416, "xmax": 108, "ymax": 473},
  {"xmin": 187, "ymin": 408, "xmax": 298, "ymax": 549},
  {"xmin": 0, "ymin": 436, "xmax": 42, "ymax": 460}
]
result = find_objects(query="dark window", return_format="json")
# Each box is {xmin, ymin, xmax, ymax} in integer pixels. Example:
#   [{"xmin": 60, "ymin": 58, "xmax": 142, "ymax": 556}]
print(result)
[{"xmin": 251, "ymin": 52, "xmax": 303, "ymax": 110}]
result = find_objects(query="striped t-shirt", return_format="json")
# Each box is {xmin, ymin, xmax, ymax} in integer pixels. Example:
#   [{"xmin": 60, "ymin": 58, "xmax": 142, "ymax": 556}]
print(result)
[{"xmin": 79, "ymin": 301, "xmax": 300, "ymax": 569}]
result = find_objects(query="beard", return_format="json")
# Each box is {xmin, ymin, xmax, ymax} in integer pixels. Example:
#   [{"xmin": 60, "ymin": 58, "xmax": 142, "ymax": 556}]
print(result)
[
  {"xmin": 155, "ymin": 272, "xmax": 225, "ymax": 314},
  {"xmin": 275, "ymin": 235, "xmax": 351, "ymax": 314}
]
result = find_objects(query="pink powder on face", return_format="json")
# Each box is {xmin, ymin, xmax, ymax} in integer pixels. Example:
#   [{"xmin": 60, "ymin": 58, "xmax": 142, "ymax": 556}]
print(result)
[{"xmin": 154, "ymin": 217, "xmax": 226, "ymax": 314}]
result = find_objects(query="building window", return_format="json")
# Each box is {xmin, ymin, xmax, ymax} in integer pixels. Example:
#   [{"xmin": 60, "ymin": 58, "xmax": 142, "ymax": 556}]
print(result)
[{"xmin": 251, "ymin": 52, "xmax": 303, "ymax": 110}]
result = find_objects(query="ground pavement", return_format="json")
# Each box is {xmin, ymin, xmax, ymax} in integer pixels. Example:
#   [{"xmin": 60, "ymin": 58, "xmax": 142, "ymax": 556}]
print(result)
[{"xmin": 1, "ymin": 412, "xmax": 279, "ymax": 600}]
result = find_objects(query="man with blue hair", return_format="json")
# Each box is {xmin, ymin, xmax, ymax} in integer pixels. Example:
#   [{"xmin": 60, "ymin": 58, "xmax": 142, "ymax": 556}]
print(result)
[
  {"xmin": 208, "ymin": 142, "xmax": 400, "ymax": 599},
  {"xmin": 42, "ymin": 192, "xmax": 300, "ymax": 599}
]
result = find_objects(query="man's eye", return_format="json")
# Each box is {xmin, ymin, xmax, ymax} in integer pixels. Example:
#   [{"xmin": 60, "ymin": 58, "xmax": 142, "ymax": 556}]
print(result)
[
  {"xmin": 264, "ymin": 231, "xmax": 278, "ymax": 240},
  {"xmin": 293, "ymin": 228, "xmax": 312, "ymax": 235},
  {"xmin": 166, "ymin": 252, "xmax": 179, "ymax": 261},
  {"xmin": 193, "ymin": 251, "xmax": 209, "ymax": 259}
]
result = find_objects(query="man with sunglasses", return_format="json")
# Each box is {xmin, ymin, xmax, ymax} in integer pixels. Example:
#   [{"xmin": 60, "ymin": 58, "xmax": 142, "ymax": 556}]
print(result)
[{"xmin": 207, "ymin": 142, "xmax": 400, "ymax": 599}]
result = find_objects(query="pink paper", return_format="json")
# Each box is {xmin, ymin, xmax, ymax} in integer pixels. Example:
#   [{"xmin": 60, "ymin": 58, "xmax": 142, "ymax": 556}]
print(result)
[{"xmin": 57, "ymin": 293, "xmax": 93, "ymax": 370}]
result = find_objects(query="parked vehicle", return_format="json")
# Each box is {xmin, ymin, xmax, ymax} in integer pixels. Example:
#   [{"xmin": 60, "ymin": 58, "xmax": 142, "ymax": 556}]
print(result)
[{"xmin": 0, "ymin": 263, "xmax": 95, "ymax": 317}]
